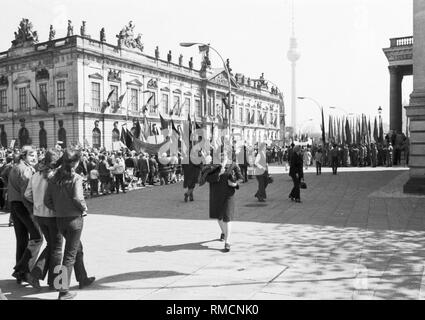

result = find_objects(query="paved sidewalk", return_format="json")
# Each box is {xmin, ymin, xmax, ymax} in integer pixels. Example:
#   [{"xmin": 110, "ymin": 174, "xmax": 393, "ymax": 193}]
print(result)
[{"xmin": 1, "ymin": 167, "xmax": 425, "ymax": 300}]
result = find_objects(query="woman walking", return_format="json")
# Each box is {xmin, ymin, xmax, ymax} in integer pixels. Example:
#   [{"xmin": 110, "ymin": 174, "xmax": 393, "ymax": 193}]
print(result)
[
  {"xmin": 24, "ymin": 149, "xmax": 62, "ymax": 289},
  {"xmin": 8, "ymin": 146, "xmax": 42, "ymax": 287},
  {"xmin": 254, "ymin": 143, "xmax": 268, "ymax": 202},
  {"xmin": 44, "ymin": 149, "xmax": 95, "ymax": 300},
  {"xmin": 202, "ymin": 152, "xmax": 243, "ymax": 252},
  {"xmin": 289, "ymin": 145, "xmax": 304, "ymax": 203},
  {"xmin": 315, "ymin": 148, "xmax": 323, "ymax": 175}
]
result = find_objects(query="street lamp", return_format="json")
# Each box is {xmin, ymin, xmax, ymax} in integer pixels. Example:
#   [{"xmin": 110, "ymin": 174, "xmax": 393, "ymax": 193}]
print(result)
[
  {"xmin": 180, "ymin": 42, "xmax": 232, "ymax": 137},
  {"xmin": 297, "ymin": 96, "xmax": 326, "ymax": 145}
]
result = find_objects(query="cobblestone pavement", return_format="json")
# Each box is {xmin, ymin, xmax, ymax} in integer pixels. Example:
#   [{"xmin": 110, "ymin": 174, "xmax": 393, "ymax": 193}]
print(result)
[{"xmin": 1, "ymin": 166, "xmax": 425, "ymax": 300}]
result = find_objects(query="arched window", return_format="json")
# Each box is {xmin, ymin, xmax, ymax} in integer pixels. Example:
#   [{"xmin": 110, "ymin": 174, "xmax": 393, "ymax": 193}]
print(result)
[
  {"xmin": 39, "ymin": 128, "xmax": 47, "ymax": 148},
  {"xmin": 92, "ymin": 127, "xmax": 101, "ymax": 149},
  {"xmin": 112, "ymin": 128, "xmax": 120, "ymax": 142}
]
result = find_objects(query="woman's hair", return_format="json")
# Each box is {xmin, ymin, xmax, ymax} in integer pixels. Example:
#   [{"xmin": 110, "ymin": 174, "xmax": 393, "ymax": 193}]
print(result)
[
  {"xmin": 39, "ymin": 149, "xmax": 61, "ymax": 179},
  {"xmin": 19, "ymin": 146, "xmax": 36, "ymax": 161},
  {"xmin": 51, "ymin": 148, "xmax": 82, "ymax": 185}
]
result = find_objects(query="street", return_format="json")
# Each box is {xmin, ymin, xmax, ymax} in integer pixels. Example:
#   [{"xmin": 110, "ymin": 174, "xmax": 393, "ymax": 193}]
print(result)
[{"xmin": 1, "ymin": 166, "xmax": 425, "ymax": 300}]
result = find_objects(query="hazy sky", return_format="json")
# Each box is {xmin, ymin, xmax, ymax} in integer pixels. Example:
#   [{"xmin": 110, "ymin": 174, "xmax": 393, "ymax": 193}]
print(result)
[{"xmin": 0, "ymin": 0, "xmax": 413, "ymax": 131}]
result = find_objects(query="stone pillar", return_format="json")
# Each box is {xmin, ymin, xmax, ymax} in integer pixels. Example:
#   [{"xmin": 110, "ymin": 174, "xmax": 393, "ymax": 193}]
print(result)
[
  {"xmin": 389, "ymin": 66, "xmax": 403, "ymax": 133},
  {"xmin": 404, "ymin": 0, "xmax": 425, "ymax": 194}
]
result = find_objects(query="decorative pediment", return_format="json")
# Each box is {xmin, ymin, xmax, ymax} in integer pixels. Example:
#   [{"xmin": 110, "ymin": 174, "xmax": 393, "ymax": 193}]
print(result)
[
  {"xmin": 13, "ymin": 75, "xmax": 30, "ymax": 85},
  {"xmin": 126, "ymin": 78, "xmax": 143, "ymax": 86},
  {"xmin": 89, "ymin": 72, "xmax": 103, "ymax": 80},
  {"xmin": 35, "ymin": 68, "xmax": 49, "ymax": 81},
  {"xmin": 108, "ymin": 69, "xmax": 121, "ymax": 82},
  {"xmin": 208, "ymin": 69, "xmax": 238, "ymax": 89},
  {"xmin": 173, "ymin": 89, "xmax": 182, "ymax": 94},
  {"xmin": 0, "ymin": 75, "xmax": 9, "ymax": 87},
  {"xmin": 147, "ymin": 78, "xmax": 158, "ymax": 89},
  {"xmin": 184, "ymin": 91, "xmax": 192, "ymax": 96},
  {"xmin": 160, "ymin": 86, "xmax": 170, "ymax": 92}
]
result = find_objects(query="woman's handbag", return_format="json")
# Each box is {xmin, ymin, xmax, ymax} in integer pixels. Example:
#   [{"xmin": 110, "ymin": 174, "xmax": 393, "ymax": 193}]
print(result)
[
  {"xmin": 267, "ymin": 175, "xmax": 274, "ymax": 184},
  {"xmin": 300, "ymin": 180, "xmax": 307, "ymax": 189}
]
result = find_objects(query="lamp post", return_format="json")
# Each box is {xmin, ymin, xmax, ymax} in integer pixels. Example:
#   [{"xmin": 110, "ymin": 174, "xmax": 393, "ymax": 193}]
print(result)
[
  {"xmin": 180, "ymin": 42, "xmax": 233, "ymax": 138},
  {"xmin": 297, "ymin": 96, "xmax": 326, "ymax": 145}
]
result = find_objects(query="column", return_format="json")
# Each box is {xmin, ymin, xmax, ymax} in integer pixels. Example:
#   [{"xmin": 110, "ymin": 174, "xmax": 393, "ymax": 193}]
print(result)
[
  {"xmin": 404, "ymin": 0, "xmax": 425, "ymax": 194},
  {"xmin": 389, "ymin": 66, "xmax": 403, "ymax": 133}
]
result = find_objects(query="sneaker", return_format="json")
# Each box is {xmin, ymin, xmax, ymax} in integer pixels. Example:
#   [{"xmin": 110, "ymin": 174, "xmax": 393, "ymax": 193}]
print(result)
[
  {"xmin": 79, "ymin": 276, "xmax": 95, "ymax": 289},
  {"xmin": 223, "ymin": 243, "xmax": 231, "ymax": 253},
  {"xmin": 189, "ymin": 194, "xmax": 194, "ymax": 202},
  {"xmin": 58, "ymin": 291, "xmax": 77, "ymax": 300},
  {"xmin": 184, "ymin": 193, "xmax": 188, "ymax": 202}
]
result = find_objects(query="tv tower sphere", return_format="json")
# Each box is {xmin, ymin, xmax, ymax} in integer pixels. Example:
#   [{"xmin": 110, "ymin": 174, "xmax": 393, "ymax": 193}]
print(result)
[{"xmin": 287, "ymin": 37, "xmax": 301, "ymax": 62}]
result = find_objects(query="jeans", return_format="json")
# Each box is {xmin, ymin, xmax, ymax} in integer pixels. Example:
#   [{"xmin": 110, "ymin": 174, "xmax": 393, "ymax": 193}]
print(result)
[
  {"xmin": 56, "ymin": 216, "xmax": 87, "ymax": 292},
  {"xmin": 240, "ymin": 165, "xmax": 248, "ymax": 182},
  {"xmin": 114, "ymin": 174, "xmax": 125, "ymax": 193},
  {"xmin": 316, "ymin": 161, "xmax": 322, "ymax": 175},
  {"xmin": 11, "ymin": 201, "xmax": 42, "ymax": 274},
  {"xmin": 89, "ymin": 179, "xmax": 99, "ymax": 195},
  {"xmin": 289, "ymin": 175, "xmax": 301, "ymax": 200},
  {"xmin": 31, "ymin": 217, "xmax": 63, "ymax": 286}
]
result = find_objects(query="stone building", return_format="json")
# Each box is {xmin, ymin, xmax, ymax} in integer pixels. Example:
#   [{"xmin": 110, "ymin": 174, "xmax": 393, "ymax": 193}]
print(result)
[{"xmin": 0, "ymin": 19, "xmax": 283, "ymax": 150}]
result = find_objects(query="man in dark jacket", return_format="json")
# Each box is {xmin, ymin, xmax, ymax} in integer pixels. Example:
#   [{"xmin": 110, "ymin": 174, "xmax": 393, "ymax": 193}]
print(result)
[{"xmin": 289, "ymin": 145, "xmax": 304, "ymax": 203}]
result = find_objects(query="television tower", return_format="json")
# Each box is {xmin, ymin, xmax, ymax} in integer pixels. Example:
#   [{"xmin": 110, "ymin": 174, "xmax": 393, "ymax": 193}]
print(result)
[{"xmin": 287, "ymin": 0, "xmax": 301, "ymax": 133}]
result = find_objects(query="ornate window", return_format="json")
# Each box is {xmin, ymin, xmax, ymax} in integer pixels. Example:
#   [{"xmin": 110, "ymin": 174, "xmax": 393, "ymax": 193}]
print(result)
[
  {"xmin": 110, "ymin": 85, "xmax": 118, "ymax": 109},
  {"xmin": 162, "ymin": 93, "xmax": 168, "ymax": 115},
  {"xmin": 39, "ymin": 83, "xmax": 47, "ymax": 100},
  {"xmin": 92, "ymin": 127, "xmax": 101, "ymax": 149},
  {"xmin": 173, "ymin": 95, "xmax": 180, "ymax": 115},
  {"xmin": 91, "ymin": 82, "xmax": 101, "ymax": 110},
  {"xmin": 239, "ymin": 107, "xmax": 243, "ymax": 123},
  {"xmin": 130, "ymin": 88, "xmax": 138, "ymax": 112},
  {"xmin": 0, "ymin": 89, "xmax": 7, "ymax": 113},
  {"xmin": 195, "ymin": 99, "xmax": 201, "ymax": 117},
  {"xmin": 148, "ymin": 92, "xmax": 156, "ymax": 114},
  {"xmin": 18, "ymin": 87, "xmax": 27, "ymax": 111},
  {"xmin": 184, "ymin": 97, "xmax": 190, "ymax": 116},
  {"xmin": 57, "ymin": 81, "xmax": 65, "ymax": 107}
]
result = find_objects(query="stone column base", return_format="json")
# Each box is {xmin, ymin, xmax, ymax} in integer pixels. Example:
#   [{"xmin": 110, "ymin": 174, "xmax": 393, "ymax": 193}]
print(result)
[{"xmin": 403, "ymin": 177, "xmax": 425, "ymax": 195}]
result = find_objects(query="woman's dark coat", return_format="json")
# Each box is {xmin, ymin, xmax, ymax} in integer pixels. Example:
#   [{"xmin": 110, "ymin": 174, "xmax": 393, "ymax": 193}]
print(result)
[{"xmin": 204, "ymin": 163, "xmax": 243, "ymax": 222}]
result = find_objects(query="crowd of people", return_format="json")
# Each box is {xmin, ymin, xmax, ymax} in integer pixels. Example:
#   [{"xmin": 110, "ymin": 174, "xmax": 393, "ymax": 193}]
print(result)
[{"xmin": 1, "ymin": 130, "xmax": 408, "ymax": 299}]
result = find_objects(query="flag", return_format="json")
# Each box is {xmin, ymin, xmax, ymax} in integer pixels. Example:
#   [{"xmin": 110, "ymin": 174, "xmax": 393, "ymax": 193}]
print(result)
[
  {"xmin": 368, "ymin": 117, "xmax": 372, "ymax": 144},
  {"xmin": 328, "ymin": 115, "xmax": 333, "ymax": 142},
  {"xmin": 134, "ymin": 119, "xmax": 142, "ymax": 139},
  {"xmin": 345, "ymin": 118, "xmax": 351, "ymax": 145},
  {"xmin": 222, "ymin": 97, "xmax": 230, "ymax": 110},
  {"xmin": 170, "ymin": 100, "xmax": 179, "ymax": 116},
  {"xmin": 142, "ymin": 115, "xmax": 151, "ymax": 140},
  {"xmin": 273, "ymin": 116, "xmax": 277, "ymax": 127},
  {"xmin": 132, "ymin": 136, "xmax": 168, "ymax": 155},
  {"xmin": 113, "ymin": 90, "xmax": 127, "ymax": 113},
  {"xmin": 373, "ymin": 117, "xmax": 378, "ymax": 142},
  {"xmin": 378, "ymin": 116, "xmax": 384, "ymax": 143},
  {"xmin": 159, "ymin": 113, "xmax": 169, "ymax": 130},
  {"xmin": 171, "ymin": 119, "xmax": 179, "ymax": 136},
  {"xmin": 29, "ymin": 89, "xmax": 48, "ymax": 112},
  {"xmin": 250, "ymin": 112, "xmax": 255, "ymax": 124}
]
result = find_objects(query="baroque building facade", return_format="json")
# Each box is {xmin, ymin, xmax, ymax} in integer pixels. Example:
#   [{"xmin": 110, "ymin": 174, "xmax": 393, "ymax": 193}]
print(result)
[{"xmin": 0, "ymin": 20, "xmax": 283, "ymax": 150}]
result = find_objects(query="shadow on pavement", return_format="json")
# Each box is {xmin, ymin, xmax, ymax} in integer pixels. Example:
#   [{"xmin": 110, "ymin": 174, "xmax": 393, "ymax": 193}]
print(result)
[
  {"xmin": 93, "ymin": 270, "xmax": 188, "ymax": 286},
  {"xmin": 128, "ymin": 240, "xmax": 220, "ymax": 253},
  {"xmin": 0, "ymin": 279, "xmax": 44, "ymax": 300}
]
